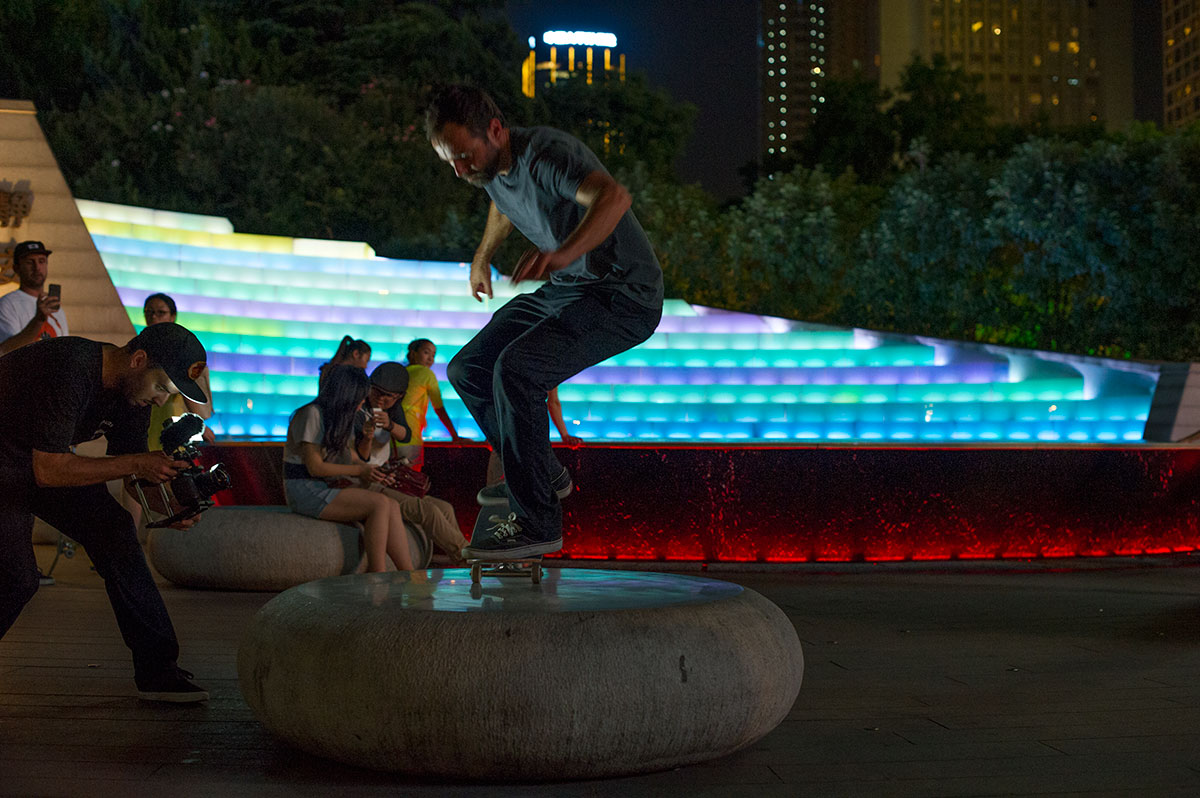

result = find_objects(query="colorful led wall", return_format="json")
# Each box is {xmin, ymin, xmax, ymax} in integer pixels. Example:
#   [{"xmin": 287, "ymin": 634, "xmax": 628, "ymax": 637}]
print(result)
[{"xmin": 78, "ymin": 198, "xmax": 1161, "ymax": 444}]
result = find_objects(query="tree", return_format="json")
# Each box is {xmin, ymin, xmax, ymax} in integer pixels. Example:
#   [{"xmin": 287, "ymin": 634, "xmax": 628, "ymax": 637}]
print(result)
[
  {"xmin": 889, "ymin": 54, "xmax": 992, "ymax": 161},
  {"xmin": 534, "ymin": 72, "xmax": 696, "ymax": 180},
  {"xmin": 795, "ymin": 72, "xmax": 894, "ymax": 184}
]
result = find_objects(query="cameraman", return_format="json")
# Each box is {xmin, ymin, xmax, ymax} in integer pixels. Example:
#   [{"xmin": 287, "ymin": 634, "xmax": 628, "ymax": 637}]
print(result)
[{"xmin": 0, "ymin": 323, "xmax": 211, "ymax": 702}]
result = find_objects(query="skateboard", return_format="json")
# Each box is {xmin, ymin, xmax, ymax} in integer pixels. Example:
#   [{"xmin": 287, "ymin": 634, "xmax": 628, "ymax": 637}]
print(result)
[
  {"xmin": 467, "ymin": 556, "xmax": 543, "ymax": 585},
  {"xmin": 467, "ymin": 496, "xmax": 544, "ymax": 585}
]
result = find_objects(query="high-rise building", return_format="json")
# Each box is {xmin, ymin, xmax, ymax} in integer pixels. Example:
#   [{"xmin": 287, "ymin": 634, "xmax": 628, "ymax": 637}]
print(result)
[
  {"xmin": 1163, "ymin": 0, "xmax": 1200, "ymax": 127},
  {"xmin": 520, "ymin": 31, "xmax": 626, "ymax": 99},
  {"xmin": 760, "ymin": 2, "xmax": 881, "ymax": 158},
  {"xmin": 879, "ymin": 0, "xmax": 1134, "ymax": 129}
]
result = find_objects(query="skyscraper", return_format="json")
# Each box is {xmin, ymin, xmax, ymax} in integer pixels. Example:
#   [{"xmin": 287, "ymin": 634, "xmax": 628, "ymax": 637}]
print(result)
[
  {"xmin": 760, "ymin": 1, "xmax": 881, "ymax": 158},
  {"xmin": 878, "ymin": 0, "xmax": 1134, "ymax": 129},
  {"xmin": 1163, "ymin": 0, "xmax": 1200, "ymax": 127}
]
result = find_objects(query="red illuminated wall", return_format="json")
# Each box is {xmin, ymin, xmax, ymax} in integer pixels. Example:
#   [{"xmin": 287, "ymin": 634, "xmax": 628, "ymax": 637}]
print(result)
[{"xmin": 202, "ymin": 443, "xmax": 1200, "ymax": 563}]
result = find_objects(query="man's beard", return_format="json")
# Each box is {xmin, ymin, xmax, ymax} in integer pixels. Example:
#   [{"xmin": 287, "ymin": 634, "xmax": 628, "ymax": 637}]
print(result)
[{"xmin": 463, "ymin": 146, "xmax": 501, "ymax": 186}]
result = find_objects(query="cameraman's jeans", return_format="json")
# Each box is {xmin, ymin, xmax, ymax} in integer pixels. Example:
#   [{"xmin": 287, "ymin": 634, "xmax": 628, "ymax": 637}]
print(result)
[
  {"xmin": 447, "ymin": 284, "xmax": 661, "ymax": 539},
  {"xmin": 0, "ymin": 482, "xmax": 180, "ymax": 675}
]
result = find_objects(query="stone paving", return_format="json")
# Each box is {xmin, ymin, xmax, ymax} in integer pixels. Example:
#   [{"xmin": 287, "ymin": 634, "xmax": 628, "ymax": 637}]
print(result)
[{"xmin": 2, "ymin": 546, "xmax": 1198, "ymax": 797}]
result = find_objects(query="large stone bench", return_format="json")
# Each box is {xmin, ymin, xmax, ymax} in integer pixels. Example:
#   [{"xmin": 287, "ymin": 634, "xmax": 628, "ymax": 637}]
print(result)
[
  {"xmin": 148, "ymin": 506, "xmax": 431, "ymax": 591},
  {"xmin": 238, "ymin": 568, "xmax": 803, "ymax": 779}
]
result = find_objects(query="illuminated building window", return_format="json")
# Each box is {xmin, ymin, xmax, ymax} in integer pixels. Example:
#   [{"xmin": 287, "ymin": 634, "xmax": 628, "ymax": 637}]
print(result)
[
  {"xmin": 1033, "ymin": 54, "xmax": 1043, "ymax": 66},
  {"xmin": 972, "ymin": 20, "xmax": 983, "ymax": 32},
  {"xmin": 1067, "ymin": 41, "xmax": 1079, "ymax": 53},
  {"xmin": 1030, "ymin": 93, "xmax": 1042, "ymax": 104},
  {"xmin": 1048, "ymin": 41, "xmax": 1061, "ymax": 52}
]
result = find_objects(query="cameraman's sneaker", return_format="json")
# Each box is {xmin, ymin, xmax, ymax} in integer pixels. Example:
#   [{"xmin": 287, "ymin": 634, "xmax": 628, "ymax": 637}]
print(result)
[
  {"xmin": 135, "ymin": 665, "xmax": 209, "ymax": 703},
  {"xmin": 476, "ymin": 466, "xmax": 574, "ymax": 506},
  {"xmin": 464, "ymin": 513, "xmax": 562, "ymax": 559}
]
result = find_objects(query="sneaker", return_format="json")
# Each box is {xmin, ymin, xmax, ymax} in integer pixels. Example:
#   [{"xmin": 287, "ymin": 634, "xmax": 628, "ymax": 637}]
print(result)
[
  {"xmin": 135, "ymin": 666, "xmax": 209, "ymax": 703},
  {"xmin": 477, "ymin": 481, "xmax": 509, "ymax": 505},
  {"xmin": 464, "ymin": 512, "xmax": 563, "ymax": 559},
  {"xmin": 476, "ymin": 466, "xmax": 574, "ymax": 506},
  {"xmin": 550, "ymin": 465, "xmax": 574, "ymax": 499}
]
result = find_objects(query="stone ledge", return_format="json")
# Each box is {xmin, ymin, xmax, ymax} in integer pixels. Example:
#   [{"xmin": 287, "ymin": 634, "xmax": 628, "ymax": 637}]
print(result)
[
  {"xmin": 148, "ymin": 506, "xmax": 430, "ymax": 591},
  {"xmin": 238, "ymin": 569, "xmax": 803, "ymax": 779}
]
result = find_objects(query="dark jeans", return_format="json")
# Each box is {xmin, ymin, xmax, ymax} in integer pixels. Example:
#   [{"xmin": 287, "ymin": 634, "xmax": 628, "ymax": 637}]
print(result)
[
  {"xmin": 448, "ymin": 283, "xmax": 661, "ymax": 537},
  {"xmin": 0, "ymin": 481, "xmax": 180, "ymax": 676}
]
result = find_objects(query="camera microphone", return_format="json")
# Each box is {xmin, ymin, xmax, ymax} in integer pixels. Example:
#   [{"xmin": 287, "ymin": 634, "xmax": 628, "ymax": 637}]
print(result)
[{"xmin": 159, "ymin": 412, "xmax": 205, "ymax": 454}]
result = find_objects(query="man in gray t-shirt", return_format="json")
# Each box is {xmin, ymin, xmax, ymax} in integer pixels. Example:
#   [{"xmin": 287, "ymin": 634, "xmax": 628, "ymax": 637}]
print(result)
[{"xmin": 427, "ymin": 85, "xmax": 663, "ymax": 559}]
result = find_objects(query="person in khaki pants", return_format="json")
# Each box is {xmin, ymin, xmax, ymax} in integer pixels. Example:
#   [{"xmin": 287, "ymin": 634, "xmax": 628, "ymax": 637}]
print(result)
[{"xmin": 355, "ymin": 363, "xmax": 468, "ymax": 564}]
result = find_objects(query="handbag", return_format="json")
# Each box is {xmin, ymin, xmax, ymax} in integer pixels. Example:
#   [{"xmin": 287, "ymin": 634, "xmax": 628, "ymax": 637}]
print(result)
[{"xmin": 384, "ymin": 460, "xmax": 431, "ymax": 498}]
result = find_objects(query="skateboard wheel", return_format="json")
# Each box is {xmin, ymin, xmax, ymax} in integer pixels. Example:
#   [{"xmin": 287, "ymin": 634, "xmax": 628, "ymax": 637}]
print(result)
[
  {"xmin": 470, "ymin": 563, "xmax": 482, "ymax": 584},
  {"xmin": 531, "ymin": 563, "xmax": 542, "ymax": 584}
]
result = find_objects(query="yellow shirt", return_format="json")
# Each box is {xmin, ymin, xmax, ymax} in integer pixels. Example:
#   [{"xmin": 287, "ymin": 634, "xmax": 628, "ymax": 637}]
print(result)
[
  {"xmin": 401, "ymin": 364, "xmax": 443, "ymax": 446},
  {"xmin": 148, "ymin": 394, "xmax": 188, "ymax": 450}
]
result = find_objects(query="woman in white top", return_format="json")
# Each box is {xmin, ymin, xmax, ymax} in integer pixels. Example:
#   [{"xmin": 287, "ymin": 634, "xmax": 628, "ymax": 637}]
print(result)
[{"xmin": 283, "ymin": 365, "xmax": 415, "ymax": 571}]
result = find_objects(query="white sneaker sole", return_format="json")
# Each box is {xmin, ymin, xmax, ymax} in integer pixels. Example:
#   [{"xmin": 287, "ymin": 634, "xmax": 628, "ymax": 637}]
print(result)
[
  {"xmin": 464, "ymin": 538, "xmax": 563, "ymax": 559},
  {"xmin": 476, "ymin": 476, "xmax": 573, "ymax": 506}
]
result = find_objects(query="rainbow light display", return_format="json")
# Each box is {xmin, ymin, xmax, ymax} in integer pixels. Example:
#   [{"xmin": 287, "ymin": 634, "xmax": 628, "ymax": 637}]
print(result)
[{"xmin": 78, "ymin": 199, "xmax": 1159, "ymax": 444}]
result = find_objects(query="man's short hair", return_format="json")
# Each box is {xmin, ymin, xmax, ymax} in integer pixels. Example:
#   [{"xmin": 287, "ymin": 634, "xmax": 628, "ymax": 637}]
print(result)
[{"xmin": 424, "ymin": 85, "xmax": 506, "ymax": 139}]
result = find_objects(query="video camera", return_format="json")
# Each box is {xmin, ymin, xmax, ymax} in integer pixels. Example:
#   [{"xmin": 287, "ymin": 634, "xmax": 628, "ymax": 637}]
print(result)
[{"xmin": 134, "ymin": 413, "xmax": 233, "ymax": 528}]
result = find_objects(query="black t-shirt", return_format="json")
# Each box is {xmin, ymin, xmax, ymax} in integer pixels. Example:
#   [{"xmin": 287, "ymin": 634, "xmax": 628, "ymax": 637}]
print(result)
[{"xmin": 0, "ymin": 337, "xmax": 150, "ymax": 489}]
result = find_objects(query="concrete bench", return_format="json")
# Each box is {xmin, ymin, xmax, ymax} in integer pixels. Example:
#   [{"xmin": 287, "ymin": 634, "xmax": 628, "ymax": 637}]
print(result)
[
  {"xmin": 148, "ymin": 506, "xmax": 431, "ymax": 591},
  {"xmin": 238, "ymin": 568, "xmax": 803, "ymax": 779}
]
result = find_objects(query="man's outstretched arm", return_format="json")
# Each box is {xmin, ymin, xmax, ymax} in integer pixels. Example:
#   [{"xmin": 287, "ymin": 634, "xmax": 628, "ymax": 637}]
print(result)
[{"xmin": 469, "ymin": 202, "xmax": 514, "ymax": 302}]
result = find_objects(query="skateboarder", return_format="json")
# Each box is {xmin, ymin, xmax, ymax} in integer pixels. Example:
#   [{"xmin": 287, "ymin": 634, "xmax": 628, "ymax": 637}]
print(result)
[{"xmin": 426, "ymin": 85, "xmax": 663, "ymax": 559}]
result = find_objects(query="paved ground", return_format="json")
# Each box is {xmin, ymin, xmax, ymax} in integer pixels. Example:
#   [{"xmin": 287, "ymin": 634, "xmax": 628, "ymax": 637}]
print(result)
[{"xmin": 2, "ymin": 546, "xmax": 1198, "ymax": 797}]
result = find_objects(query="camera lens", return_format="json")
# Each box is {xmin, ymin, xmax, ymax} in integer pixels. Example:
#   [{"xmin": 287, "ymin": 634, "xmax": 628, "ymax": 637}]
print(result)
[{"xmin": 192, "ymin": 464, "xmax": 233, "ymax": 500}]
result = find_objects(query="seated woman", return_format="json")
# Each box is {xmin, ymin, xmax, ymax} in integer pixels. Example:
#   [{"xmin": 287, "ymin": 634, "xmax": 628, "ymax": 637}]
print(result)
[
  {"xmin": 318, "ymin": 335, "xmax": 371, "ymax": 391},
  {"xmin": 396, "ymin": 338, "xmax": 462, "ymax": 471},
  {"xmin": 283, "ymin": 365, "xmax": 414, "ymax": 572},
  {"xmin": 355, "ymin": 362, "xmax": 469, "ymax": 564}
]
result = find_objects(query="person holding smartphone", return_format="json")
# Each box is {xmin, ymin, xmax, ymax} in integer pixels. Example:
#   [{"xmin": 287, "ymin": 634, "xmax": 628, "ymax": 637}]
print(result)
[{"xmin": 0, "ymin": 241, "xmax": 68, "ymax": 354}]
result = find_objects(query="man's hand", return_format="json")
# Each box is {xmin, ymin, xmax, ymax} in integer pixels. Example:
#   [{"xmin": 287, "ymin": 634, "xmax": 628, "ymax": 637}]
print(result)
[
  {"xmin": 562, "ymin": 434, "xmax": 584, "ymax": 448},
  {"xmin": 511, "ymin": 248, "xmax": 568, "ymax": 284},
  {"xmin": 131, "ymin": 452, "xmax": 187, "ymax": 484},
  {"xmin": 35, "ymin": 292, "xmax": 61, "ymax": 321},
  {"xmin": 360, "ymin": 464, "xmax": 387, "ymax": 483},
  {"xmin": 469, "ymin": 260, "xmax": 493, "ymax": 302}
]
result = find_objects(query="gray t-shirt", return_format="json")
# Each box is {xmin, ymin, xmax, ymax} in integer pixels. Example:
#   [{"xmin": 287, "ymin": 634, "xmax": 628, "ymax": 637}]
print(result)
[
  {"xmin": 283, "ymin": 404, "xmax": 325, "ymax": 465},
  {"xmin": 486, "ymin": 126, "xmax": 663, "ymax": 308}
]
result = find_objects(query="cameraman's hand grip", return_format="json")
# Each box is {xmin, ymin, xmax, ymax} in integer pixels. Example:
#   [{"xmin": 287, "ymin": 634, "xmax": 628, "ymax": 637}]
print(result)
[{"xmin": 131, "ymin": 452, "xmax": 186, "ymax": 484}]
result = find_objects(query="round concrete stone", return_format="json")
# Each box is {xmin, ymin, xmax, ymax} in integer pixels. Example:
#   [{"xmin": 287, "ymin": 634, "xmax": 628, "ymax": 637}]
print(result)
[
  {"xmin": 238, "ymin": 569, "xmax": 803, "ymax": 779},
  {"xmin": 148, "ymin": 506, "xmax": 430, "ymax": 591}
]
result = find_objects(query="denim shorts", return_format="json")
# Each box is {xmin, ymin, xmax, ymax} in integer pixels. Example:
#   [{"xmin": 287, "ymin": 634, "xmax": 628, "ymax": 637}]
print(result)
[{"xmin": 284, "ymin": 478, "xmax": 341, "ymax": 518}]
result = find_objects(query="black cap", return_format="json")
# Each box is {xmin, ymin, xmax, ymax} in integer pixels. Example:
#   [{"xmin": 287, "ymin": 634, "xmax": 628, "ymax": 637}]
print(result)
[
  {"xmin": 128, "ymin": 322, "xmax": 208, "ymax": 403},
  {"xmin": 13, "ymin": 241, "xmax": 52, "ymax": 262},
  {"xmin": 370, "ymin": 361, "xmax": 409, "ymax": 394}
]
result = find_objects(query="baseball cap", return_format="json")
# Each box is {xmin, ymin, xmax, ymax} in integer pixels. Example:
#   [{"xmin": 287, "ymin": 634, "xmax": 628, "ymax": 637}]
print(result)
[
  {"xmin": 370, "ymin": 362, "xmax": 409, "ymax": 394},
  {"xmin": 13, "ymin": 241, "xmax": 52, "ymax": 262},
  {"xmin": 128, "ymin": 322, "xmax": 208, "ymax": 403}
]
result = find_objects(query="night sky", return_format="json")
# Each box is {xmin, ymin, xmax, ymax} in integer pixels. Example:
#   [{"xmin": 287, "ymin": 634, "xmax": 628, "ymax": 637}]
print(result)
[{"xmin": 505, "ymin": 0, "xmax": 761, "ymax": 200}]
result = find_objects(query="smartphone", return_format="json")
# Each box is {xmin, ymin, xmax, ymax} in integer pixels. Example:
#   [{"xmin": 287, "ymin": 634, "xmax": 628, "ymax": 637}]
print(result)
[{"xmin": 47, "ymin": 283, "xmax": 61, "ymax": 299}]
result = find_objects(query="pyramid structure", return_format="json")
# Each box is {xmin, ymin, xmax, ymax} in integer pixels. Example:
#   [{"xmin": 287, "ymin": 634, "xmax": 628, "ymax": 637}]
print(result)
[{"xmin": 0, "ymin": 100, "xmax": 132, "ymax": 345}]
